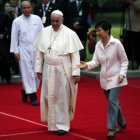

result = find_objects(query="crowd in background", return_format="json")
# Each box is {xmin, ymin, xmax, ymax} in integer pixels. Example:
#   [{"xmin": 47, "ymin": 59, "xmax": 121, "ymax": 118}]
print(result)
[
  {"xmin": 0, "ymin": 0, "xmax": 139, "ymax": 138},
  {"xmin": 0, "ymin": 0, "xmax": 140, "ymax": 84},
  {"xmin": 0, "ymin": 0, "xmax": 91, "ymax": 84}
]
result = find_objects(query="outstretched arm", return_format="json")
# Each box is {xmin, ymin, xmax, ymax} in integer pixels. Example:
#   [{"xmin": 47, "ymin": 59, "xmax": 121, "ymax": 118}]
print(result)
[{"xmin": 77, "ymin": 61, "xmax": 88, "ymax": 69}]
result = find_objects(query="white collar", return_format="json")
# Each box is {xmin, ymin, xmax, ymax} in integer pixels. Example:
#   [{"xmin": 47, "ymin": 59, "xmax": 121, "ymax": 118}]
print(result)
[
  {"xmin": 23, "ymin": 14, "xmax": 32, "ymax": 19},
  {"xmin": 99, "ymin": 35, "xmax": 115, "ymax": 48},
  {"xmin": 52, "ymin": 24, "xmax": 63, "ymax": 33}
]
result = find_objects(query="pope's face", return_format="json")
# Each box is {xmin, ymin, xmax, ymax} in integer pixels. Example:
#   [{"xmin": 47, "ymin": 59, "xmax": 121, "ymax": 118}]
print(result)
[
  {"xmin": 21, "ymin": 2, "xmax": 32, "ymax": 17},
  {"xmin": 51, "ymin": 14, "xmax": 64, "ymax": 31}
]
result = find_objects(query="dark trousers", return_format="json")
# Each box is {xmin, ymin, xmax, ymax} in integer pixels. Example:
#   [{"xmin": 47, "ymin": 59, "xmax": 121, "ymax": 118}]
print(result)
[
  {"xmin": 10, "ymin": 53, "xmax": 20, "ymax": 74},
  {"xmin": 0, "ymin": 59, "xmax": 11, "ymax": 82},
  {"xmin": 123, "ymin": 30, "xmax": 140, "ymax": 67},
  {"xmin": 80, "ymin": 40, "xmax": 86, "ymax": 61}
]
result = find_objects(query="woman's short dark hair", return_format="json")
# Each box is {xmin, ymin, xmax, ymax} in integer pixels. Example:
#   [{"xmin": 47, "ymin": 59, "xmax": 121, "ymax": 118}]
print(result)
[{"xmin": 95, "ymin": 18, "xmax": 112, "ymax": 35}]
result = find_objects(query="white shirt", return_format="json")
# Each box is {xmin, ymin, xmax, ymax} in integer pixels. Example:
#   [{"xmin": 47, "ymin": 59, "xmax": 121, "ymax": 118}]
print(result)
[
  {"xmin": 87, "ymin": 36, "xmax": 128, "ymax": 90},
  {"xmin": 10, "ymin": 14, "xmax": 44, "ymax": 54},
  {"xmin": 35, "ymin": 25, "xmax": 83, "ymax": 56},
  {"xmin": 42, "ymin": 2, "xmax": 50, "ymax": 16},
  {"xmin": 51, "ymin": 0, "xmax": 55, "ymax": 4},
  {"xmin": 76, "ymin": 0, "xmax": 82, "ymax": 8}
]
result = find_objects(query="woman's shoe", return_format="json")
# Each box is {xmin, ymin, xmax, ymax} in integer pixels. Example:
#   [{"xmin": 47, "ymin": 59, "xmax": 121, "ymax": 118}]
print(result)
[
  {"xmin": 107, "ymin": 130, "xmax": 116, "ymax": 138},
  {"xmin": 116, "ymin": 124, "xmax": 126, "ymax": 133}
]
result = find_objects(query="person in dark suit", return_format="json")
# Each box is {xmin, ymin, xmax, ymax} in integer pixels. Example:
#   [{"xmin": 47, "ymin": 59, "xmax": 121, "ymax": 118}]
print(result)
[
  {"xmin": 30, "ymin": 0, "xmax": 37, "ymax": 9},
  {"xmin": 33, "ymin": 0, "xmax": 56, "ymax": 27},
  {"xmin": 0, "ymin": 2, "xmax": 3, "ymax": 12},
  {"xmin": 0, "ymin": 11, "xmax": 11, "ymax": 83},
  {"xmin": 51, "ymin": 0, "xmax": 68, "ymax": 25},
  {"xmin": 10, "ymin": 0, "xmax": 22, "ymax": 18},
  {"xmin": 67, "ymin": 0, "xmax": 90, "ymax": 61},
  {"xmin": 118, "ymin": 0, "xmax": 140, "ymax": 70},
  {"xmin": 9, "ymin": 0, "xmax": 21, "ymax": 75}
]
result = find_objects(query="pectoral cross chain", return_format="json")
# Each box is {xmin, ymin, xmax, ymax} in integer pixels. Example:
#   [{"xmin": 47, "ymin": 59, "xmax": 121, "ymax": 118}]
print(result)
[
  {"xmin": 48, "ymin": 27, "xmax": 62, "ymax": 53},
  {"xmin": 48, "ymin": 45, "xmax": 51, "ymax": 53}
]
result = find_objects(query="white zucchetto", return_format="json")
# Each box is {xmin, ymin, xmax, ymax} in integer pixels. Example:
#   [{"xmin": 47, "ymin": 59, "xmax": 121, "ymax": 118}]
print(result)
[{"xmin": 51, "ymin": 10, "xmax": 63, "ymax": 17}]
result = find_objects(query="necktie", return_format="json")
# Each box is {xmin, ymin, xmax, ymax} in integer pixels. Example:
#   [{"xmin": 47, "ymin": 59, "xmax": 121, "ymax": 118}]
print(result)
[
  {"xmin": 44, "ymin": 4, "xmax": 46, "ymax": 12},
  {"xmin": 43, "ymin": 4, "xmax": 47, "ymax": 16},
  {"xmin": 77, "ymin": 2, "xmax": 81, "ymax": 11}
]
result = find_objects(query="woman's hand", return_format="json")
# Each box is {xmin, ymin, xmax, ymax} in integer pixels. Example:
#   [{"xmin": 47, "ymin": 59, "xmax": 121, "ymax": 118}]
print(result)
[
  {"xmin": 77, "ymin": 61, "xmax": 88, "ymax": 69},
  {"xmin": 118, "ymin": 75, "xmax": 125, "ymax": 84}
]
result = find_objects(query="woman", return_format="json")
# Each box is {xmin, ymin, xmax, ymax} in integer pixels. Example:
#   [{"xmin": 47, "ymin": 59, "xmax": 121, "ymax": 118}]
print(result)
[
  {"xmin": 4, "ymin": 1, "xmax": 11, "ymax": 14},
  {"xmin": 77, "ymin": 19, "xmax": 128, "ymax": 138}
]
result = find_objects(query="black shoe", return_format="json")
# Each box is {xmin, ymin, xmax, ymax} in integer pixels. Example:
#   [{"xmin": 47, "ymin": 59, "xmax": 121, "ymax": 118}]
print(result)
[
  {"xmin": 29, "ymin": 93, "xmax": 39, "ymax": 106},
  {"xmin": 116, "ymin": 124, "xmax": 126, "ymax": 133},
  {"xmin": 31, "ymin": 100, "xmax": 39, "ymax": 106},
  {"xmin": 57, "ymin": 130, "xmax": 67, "ymax": 136},
  {"xmin": 107, "ymin": 131, "xmax": 116, "ymax": 138},
  {"xmin": 21, "ymin": 89, "xmax": 28, "ymax": 103}
]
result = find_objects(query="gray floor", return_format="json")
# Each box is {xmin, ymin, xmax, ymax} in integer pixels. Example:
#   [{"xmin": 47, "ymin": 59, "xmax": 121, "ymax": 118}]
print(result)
[
  {"xmin": 0, "ymin": 70, "xmax": 140, "ymax": 84},
  {"xmin": 81, "ymin": 70, "xmax": 140, "ymax": 79}
]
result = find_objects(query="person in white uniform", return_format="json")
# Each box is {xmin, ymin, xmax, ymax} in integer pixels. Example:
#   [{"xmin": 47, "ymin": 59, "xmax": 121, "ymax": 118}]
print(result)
[
  {"xmin": 10, "ymin": 0, "xmax": 44, "ymax": 106},
  {"xmin": 35, "ymin": 10, "xmax": 83, "ymax": 135},
  {"xmin": 77, "ymin": 19, "xmax": 128, "ymax": 138}
]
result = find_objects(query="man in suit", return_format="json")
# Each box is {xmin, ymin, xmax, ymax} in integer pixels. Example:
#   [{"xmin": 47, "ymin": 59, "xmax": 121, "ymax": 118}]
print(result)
[
  {"xmin": 0, "ymin": 11, "xmax": 11, "ymax": 83},
  {"xmin": 10, "ymin": 0, "xmax": 22, "ymax": 18},
  {"xmin": 0, "ymin": 1, "xmax": 2, "ymax": 12},
  {"xmin": 67, "ymin": 0, "xmax": 90, "ymax": 61},
  {"xmin": 9, "ymin": 0, "xmax": 22, "ymax": 75},
  {"xmin": 33, "ymin": 0, "xmax": 56, "ymax": 27},
  {"xmin": 118, "ymin": 0, "xmax": 140, "ymax": 70}
]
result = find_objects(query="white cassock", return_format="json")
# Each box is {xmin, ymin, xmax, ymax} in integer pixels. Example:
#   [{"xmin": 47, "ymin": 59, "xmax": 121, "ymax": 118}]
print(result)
[
  {"xmin": 10, "ymin": 14, "xmax": 44, "ymax": 94},
  {"xmin": 35, "ymin": 25, "xmax": 83, "ymax": 131}
]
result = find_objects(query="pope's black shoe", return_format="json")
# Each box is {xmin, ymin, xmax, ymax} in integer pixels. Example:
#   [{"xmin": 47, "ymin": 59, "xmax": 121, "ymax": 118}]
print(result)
[
  {"xmin": 57, "ymin": 130, "xmax": 67, "ymax": 136},
  {"xmin": 29, "ymin": 93, "xmax": 39, "ymax": 106},
  {"xmin": 21, "ymin": 89, "xmax": 28, "ymax": 103}
]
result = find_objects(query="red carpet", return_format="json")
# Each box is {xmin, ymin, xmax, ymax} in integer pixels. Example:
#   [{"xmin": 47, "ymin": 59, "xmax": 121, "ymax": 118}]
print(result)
[{"xmin": 0, "ymin": 77, "xmax": 140, "ymax": 140}]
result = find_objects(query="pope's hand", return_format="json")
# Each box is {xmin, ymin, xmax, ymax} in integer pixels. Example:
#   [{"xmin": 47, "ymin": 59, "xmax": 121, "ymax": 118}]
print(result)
[
  {"xmin": 77, "ymin": 61, "xmax": 87, "ymax": 69},
  {"xmin": 37, "ymin": 73, "xmax": 42, "ymax": 80},
  {"xmin": 74, "ymin": 76, "xmax": 80, "ymax": 85},
  {"xmin": 69, "ymin": 105, "xmax": 74, "ymax": 113}
]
